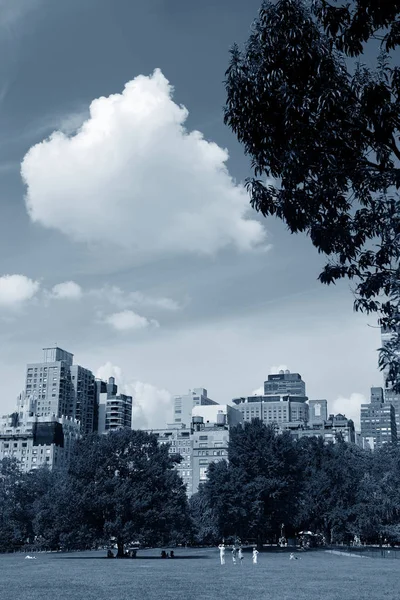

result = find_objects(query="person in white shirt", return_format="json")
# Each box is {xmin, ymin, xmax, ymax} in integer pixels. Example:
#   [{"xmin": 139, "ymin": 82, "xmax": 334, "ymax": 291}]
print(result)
[
  {"xmin": 252, "ymin": 547, "xmax": 259, "ymax": 564},
  {"xmin": 218, "ymin": 543, "xmax": 226, "ymax": 565}
]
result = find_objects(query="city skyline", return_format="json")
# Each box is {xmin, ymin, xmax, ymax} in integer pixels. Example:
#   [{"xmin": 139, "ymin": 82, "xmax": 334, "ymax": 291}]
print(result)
[{"xmin": 0, "ymin": 0, "xmax": 385, "ymax": 429}]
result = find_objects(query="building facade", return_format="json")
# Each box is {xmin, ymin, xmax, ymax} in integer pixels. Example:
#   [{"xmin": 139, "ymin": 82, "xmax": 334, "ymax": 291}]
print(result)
[
  {"xmin": 264, "ymin": 370, "xmax": 306, "ymax": 396},
  {"xmin": 283, "ymin": 413, "xmax": 355, "ymax": 444},
  {"xmin": 233, "ymin": 370, "xmax": 309, "ymax": 427},
  {"xmin": 232, "ymin": 395, "xmax": 309, "ymax": 426},
  {"xmin": 0, "ymin": 393, "xmax": 80, "ymax": 472},
  {"xmin": 360, "ymin": 387, "xmax": 397, "ymax": 448},
  {"xmin": 172, "ymin": 388, "xmax": 218, "ymax": 427},
  {"xmin": 148, "ymin": 426, "xmax": 193, "ymax": 493},
  {"xmin": 25, "ymin": 347, "xmax": 97, "ymax": 434},
  {"xmin": 98, "ymin": 377, "xmax": 132, "ymax": 433},
  {"xmin": 308, "ymin": 399, "xmax": 328, "ymax": 426},
  {"xmin": 146, "ymin": 407, "xmax": 237, "ymax": 496},
  {"xmin": 191, "ymin": 417, "xmax": 229, "ymax": 494}
]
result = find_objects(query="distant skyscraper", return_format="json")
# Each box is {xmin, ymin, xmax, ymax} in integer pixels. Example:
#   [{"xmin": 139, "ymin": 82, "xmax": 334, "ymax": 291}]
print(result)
[
  {"xmin": 360, "ymin": 387, "xmax": 397, "ymax": 449},
  {"xmin": 172, "ymin": 388, "xmax": 218, "ymax": 427},
  {"xmin": 98, "ymin": 377, "xmax": 132, "ymax": 433},
  {"xmin": 24, "ymin": 347, "xmax": 97, "ymax": 434},
  {"xmin": 25, "ymin": 347, "xmax": 75, "ymax": 420}
]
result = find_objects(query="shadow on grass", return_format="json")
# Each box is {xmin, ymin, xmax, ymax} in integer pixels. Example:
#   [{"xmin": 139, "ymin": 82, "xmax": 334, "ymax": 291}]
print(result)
[{"xmin": 53, "ymin": 555, "xmax": 212, "ymax": 560}]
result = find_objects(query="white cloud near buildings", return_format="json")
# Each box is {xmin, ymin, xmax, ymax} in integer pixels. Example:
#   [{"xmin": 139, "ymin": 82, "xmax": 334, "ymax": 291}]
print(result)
[
  {"xmin": 0, "ymin": 274, "xmax": 40, "ymax": 308},
  {"xmin": 270, "ymin": 364, "xmax": 289, "ymax": 374},
  {"xmin": 96, "ymin": 362, "xmax": 173, "ymax": 429},
  {"xmin": 331, "ymin": 393, "xmax": 366, "ymax": 430},
  {"xmin": 104, "ymin": 310, "xmax": 159, "ymax": 332},
  {"xmin": 252, "ymin": 386, "xmax": 264, "ymax": 396},
  {"xmin": 21, "ymin": 69, "xmax": 267, "ymax": 261},
  {"xmin": 50, "ymin": 281, "xmax": 83, "ymax": 300}
]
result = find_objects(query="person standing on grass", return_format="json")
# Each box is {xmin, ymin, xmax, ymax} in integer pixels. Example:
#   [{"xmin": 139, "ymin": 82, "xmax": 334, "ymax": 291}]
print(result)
[
  {"xmin": 238, "ymin": 546, "xmax": 243, "ymax": 564},
  {"xmin": 218, "ymin": 543, "xmax": 226, "ymax": 565},
  {"xmin": 232, "ymin": 545, "xmax": 237, "ymax": 564},
  {"xmin": 252, "ymin": 547, "xmax": 259, "ymax": 564}
]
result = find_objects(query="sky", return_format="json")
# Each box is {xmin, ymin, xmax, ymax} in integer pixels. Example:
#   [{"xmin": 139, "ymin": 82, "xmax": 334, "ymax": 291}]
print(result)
[{"xmin": 0, "ymin": 0, "xmax": 386, "ymax": 430}]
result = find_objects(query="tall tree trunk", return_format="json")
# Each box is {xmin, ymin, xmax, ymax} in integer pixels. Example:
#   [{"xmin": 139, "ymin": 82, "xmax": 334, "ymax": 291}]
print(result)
[{"xmin": 117, "ymin": 539, "xmax": 124, "ymax": 558}]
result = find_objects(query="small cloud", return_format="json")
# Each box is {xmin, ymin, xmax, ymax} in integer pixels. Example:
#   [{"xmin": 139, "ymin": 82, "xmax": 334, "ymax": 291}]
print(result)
[
  {"xmin": 331, "ymin": 393, "xmax": 366, "ymax": 430},
  {"xmin": 270, "ymin": 364, "xmax": 289, "ymax": 374},
  {"xmin": 104, "ymin": 310, "xmax": 159, "ymax": 332},
  {"xmin": 51, "ymin": 281, "xmax": 82, "ymax": 300},
  {"xmin": 0, "ymin": 274, "xmax": 39, "ymax": 308}
]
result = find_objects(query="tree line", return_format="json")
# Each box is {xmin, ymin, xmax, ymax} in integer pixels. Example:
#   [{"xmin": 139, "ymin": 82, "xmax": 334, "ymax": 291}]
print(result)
[{"xmin": 1, "ymin": 423, "xmax": 400, "ymax": 554}]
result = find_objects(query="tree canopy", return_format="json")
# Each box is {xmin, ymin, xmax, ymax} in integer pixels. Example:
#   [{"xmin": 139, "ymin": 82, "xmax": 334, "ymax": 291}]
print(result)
[
  {"xmin": 191, "ymin": 421, "xmax": 400, "ymax": 546},
  {"xmin": 224, "ymin": 0, "xmax": 400, "ymax": 389}
]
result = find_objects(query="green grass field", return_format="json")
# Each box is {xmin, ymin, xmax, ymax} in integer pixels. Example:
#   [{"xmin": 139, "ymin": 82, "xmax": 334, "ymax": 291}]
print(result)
[{"xmin": 0, "ymin": 547, "xmax": 398, "ymax": 600}]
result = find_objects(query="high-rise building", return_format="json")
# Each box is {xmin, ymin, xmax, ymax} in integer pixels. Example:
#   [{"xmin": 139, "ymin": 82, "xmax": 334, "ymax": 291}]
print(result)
[
  {"xmin": 24, "ymin": 347, "xmax": 97, "ymax": 434},
  {"xmin": 98, "ymin": 377, "xmax": 132, "ymax": 433},
  {"xmin": 172, "ymin": 388, "xmax": 218, "ymax": 427},
  {"xmin": 360, "ymin": 387, "xmax": 397, "ymax": 449},
  {"xmin": 69, "ymin": 365, "xmax": 96, "ymax": 435}
]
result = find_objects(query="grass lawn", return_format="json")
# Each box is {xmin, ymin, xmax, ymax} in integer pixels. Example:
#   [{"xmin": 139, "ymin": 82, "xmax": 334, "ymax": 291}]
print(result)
[{"xmin": 0, "ymin": 547, "xmax": 398, "ymax": 600}]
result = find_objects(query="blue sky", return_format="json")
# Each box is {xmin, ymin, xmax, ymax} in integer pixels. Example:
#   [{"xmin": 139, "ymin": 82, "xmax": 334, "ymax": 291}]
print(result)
[{"xmin": 0, "ymin": 0, "xmax": 384, "ymax": 428}]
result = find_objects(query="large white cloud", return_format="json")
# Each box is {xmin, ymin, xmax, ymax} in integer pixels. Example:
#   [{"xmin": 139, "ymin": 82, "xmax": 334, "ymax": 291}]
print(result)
[
  {"xmin": 0, "ymin": 274, "xmax": 40, "ymax": 308},
  {"xmin": 21, "ymin": 69, "xmax": 267, "ymax": 260},
  {"xmin": 96, "ymin": 362, "xmax": 172, "ymax": 429}
]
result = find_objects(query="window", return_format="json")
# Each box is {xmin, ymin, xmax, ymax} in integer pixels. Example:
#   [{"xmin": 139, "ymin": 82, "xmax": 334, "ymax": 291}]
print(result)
[
  {"xmin": 199, "ymin": 467, "xmax": 208, "ymax": 480},
  {"xmin": 199, "ymin": 443, "xmax": 207, "ymax": 448},
  {"xmin": 199, "ymin": 435, "xmax": 208, "ymax": 440}
]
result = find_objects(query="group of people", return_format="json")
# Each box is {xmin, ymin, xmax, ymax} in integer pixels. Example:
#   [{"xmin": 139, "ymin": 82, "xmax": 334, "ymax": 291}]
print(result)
[{"xmin": 218, "ymin": 543, "xmax": 259, "ymax": 565}]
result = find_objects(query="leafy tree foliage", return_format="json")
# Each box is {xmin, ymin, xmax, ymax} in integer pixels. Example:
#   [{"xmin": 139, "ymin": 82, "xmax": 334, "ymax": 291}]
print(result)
[
  {"xmin": 188, "ymin": 491, "xmax": 220, "ymax": 545},
  {"xmin": 296, "ymin": 437, "xmax": 369, "ymax": 543},
  {"xmin": 65, "ymin": 429, "xmax": 191, "ymax": 556},
  {"xmin": 194, "ymin": 422, "xmax": 400, "ymax": 546},
  {"xmin": 202, "ymin": 421, "xmax": 301, "ymax": 545},
  {"xmin": 224, "ymin": 0, "xmax": 400, "ymax": 389},
  {"xmin": 0, "ymin": 458, "xmax": 32, "ymax": 551}
]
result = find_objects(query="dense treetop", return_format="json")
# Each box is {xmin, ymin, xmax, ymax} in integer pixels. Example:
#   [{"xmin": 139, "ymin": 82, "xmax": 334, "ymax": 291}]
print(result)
[{"xmin": 224, "ymin": 0, "xmax": 400, "ymax": 389}]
